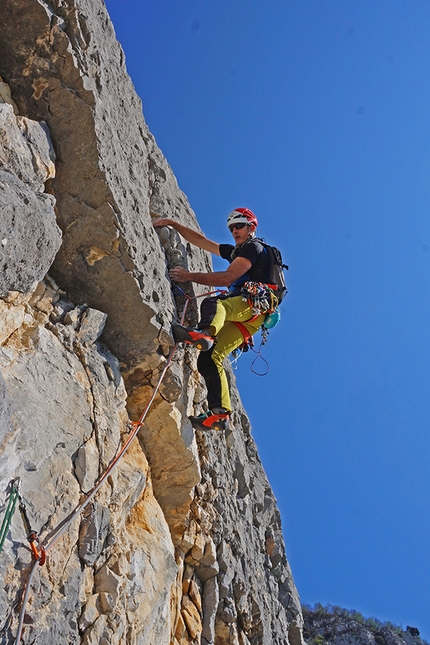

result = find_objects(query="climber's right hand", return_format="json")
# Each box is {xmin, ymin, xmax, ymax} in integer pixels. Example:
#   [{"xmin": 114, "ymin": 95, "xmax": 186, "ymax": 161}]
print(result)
[{"xmin": 153, "ymin": 217, "xmax": 173, "ymax": 228}]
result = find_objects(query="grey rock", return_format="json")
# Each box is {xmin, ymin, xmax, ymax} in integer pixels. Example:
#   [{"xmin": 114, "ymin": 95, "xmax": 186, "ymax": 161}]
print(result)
[
  {"xmin": 50, "ymin": 298, "xmax": 75, "ymax": 323},
  {"xmin": 0, "ymin": 103, "xmax": 55, "ymax": 191},
  {"xmin": 78, "ymin": 502, "xmax": 110, "ymax": 566},
  {"xmin": 0, "ymin": 369, "xmax": 12, "ymax": 447},
  {"xmin": 201, "ymin": 576, "xmax": 219, "ymax": 644},
  {"xmin": 75, "ymin": 437, "xmax": 100, "ymax": 493},
  {"xmin": 82, "ymin": 615, "xmax": 111, "ymax": 645},
  {"xmin": 0, "ymin": 0, "xmax": 190, "ymax": 366},
  {"xmin": 76, "ymin": 307, "xmax": 108, "ymax": 345},
  {"xmin": 0, "ymin": 304, "xmax": 176, "ymax": 644},
  {"xmin": 195, "ymin": 560, "xmax": 220, "ymax": 584},
  {"xmin": 0, "ymin": 170, "xmax": 62, "ymax": 297},
  {"xmin": 79, "ymin": 594, "xmax": 100, "ymax": 632},
  {"xmin": 200, "ymin": 539, "xmax": 217, "ymax": 566},
  {"xmin": 94, "ymin": 564, "xmax": 121, "ymax": 601},
  {"xmin": 63, "ymin": 305, "xmax": 86, "ymax": 328}
]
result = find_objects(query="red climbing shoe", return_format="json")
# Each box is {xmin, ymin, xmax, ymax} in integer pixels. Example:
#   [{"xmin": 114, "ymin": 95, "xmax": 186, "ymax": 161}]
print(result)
[
  {"xmin": 172, "ymin": 324, "xmax": 214, "ymax": 351},
  {"xmin": 189, "ymin": 409, "xmax": 230, "ymax": 431}
]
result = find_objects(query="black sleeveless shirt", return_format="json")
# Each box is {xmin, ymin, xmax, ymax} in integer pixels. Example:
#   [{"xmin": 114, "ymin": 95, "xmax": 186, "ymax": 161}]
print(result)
[{"xmin": 219, "ymin": 238, "xmax": 271, "ymax": 295}]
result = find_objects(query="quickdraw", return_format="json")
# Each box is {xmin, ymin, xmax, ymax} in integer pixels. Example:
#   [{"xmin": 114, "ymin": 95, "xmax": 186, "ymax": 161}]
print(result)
[
  {"xmin": 18, "ymin": 495, "xmax": 46, "ymax": 566},
  {"xmin": 0, "ymin": 478, "xmax": 46, "ymax": 565},
  {"xmin": 0, "ymin": 478, "xmax": 21, "ymax": 554}
]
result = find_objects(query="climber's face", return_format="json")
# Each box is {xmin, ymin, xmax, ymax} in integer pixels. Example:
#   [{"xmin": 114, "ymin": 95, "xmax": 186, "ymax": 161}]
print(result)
[{"xmin": 230, "ymin": 223, "xmax": 256, "ymax": 245}]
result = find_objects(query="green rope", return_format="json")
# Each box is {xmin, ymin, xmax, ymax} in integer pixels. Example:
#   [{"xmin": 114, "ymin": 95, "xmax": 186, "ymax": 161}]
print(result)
[{"xmin": 0, "ymin": 479, "xmax": 21, "ymax": 553}]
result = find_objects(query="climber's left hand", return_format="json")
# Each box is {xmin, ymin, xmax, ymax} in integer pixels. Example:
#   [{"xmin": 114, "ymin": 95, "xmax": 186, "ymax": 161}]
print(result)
[{"xmin": 169, "ymin": 266, "xmax": 191, "ymax": 282}]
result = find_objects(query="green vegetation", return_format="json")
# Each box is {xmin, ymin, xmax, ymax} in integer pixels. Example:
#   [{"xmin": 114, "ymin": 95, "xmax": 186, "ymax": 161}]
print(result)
[{"xmin": 312, "ymin": 634, "xmax": 326, "ymax": 645}]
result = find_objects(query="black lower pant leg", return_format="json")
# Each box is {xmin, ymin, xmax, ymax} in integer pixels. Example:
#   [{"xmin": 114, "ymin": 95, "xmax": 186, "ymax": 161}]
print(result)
[
  {"xmin": 197, "ymin": 348, "xmax": 223, "ymax": 410},
  {"xmin": 198, "ymin": 296, "xmax": 220, "ymax": 330}
]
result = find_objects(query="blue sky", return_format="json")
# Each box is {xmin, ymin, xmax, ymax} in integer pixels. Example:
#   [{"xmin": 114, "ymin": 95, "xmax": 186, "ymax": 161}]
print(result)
[{"xmin": 104, "ymin": 0, "xmax": 430, "ymax": 637}]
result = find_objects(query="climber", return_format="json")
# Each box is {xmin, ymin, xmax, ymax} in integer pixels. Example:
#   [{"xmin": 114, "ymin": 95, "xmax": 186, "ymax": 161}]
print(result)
[{"xmin": 153, "ymin": 208, "xmax": 276, "ymax": 432}]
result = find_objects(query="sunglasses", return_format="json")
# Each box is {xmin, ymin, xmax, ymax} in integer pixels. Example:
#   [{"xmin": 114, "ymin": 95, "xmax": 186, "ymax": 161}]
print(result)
[{"xmin": 229, "ymin": 222, "xmax": 248, "ymax": 233}]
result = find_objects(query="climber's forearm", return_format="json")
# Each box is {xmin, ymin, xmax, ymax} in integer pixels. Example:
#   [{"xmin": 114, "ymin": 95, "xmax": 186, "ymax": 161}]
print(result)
[
  {"xmin": 169, "ymin": 257, "xmax": 251, "ymax": 287},
  {"xmin": 179, "ymin": 270, "xmax": 232, "ymax": 287},
  {"xmin": 153, "ymin": 218, "xmax": 220, "ymax": 255}
]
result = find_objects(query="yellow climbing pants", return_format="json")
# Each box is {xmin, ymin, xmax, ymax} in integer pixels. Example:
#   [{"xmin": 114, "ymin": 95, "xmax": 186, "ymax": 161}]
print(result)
[{"xmin": 197, "ymin": 295, "xmax": 266, "ymax": 412}]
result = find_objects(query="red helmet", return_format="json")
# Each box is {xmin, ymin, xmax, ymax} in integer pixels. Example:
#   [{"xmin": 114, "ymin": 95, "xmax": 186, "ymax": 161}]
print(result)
[{"xmin": 227, "ymin": 208, "xmax": 258, "ymax": 229}]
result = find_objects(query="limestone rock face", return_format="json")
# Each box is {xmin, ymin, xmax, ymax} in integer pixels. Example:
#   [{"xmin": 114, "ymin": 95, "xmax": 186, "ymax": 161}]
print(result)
[
  {"xmin": 0, "ymin": 2, "xmax": 304, "ymax": 644},
  {"xmin": 0, "ymin": 103, "xmax": 61, "ymax": 297},
  {"xmin": 0, "ymin": 284, "xmax": 177, "ymax": 645}
]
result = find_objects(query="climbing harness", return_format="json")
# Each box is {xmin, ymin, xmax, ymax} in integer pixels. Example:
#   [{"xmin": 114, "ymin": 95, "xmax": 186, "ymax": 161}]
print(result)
[
  {"xmin": 0, "ymin": 478, "xmax": 21, "ymax": 554},
  {"xmin": 12, "ymin": 287, "xmax": 220, "ymax": 645}
]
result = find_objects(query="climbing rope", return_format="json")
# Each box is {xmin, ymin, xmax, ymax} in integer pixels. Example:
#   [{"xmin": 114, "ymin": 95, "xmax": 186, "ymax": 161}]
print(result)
[{"xmin": 12, "ymin": 287, "xmax": 220, "ymax": 645}]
